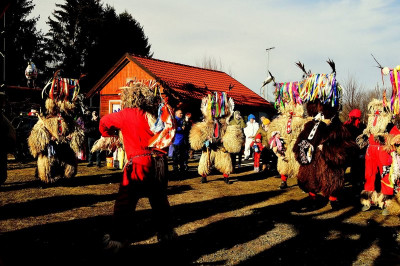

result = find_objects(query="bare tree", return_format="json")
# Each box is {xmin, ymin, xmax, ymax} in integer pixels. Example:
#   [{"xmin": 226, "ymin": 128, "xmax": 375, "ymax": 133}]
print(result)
[
  {"xmin": 195, "ymin": 55, "xmax": 235, "ymax": 77},
  {"xmin": 340, "ymin": 74, "xmax": 365, "ymax": 121},
  {"xmin": 339, "ymin": 73, "xmax": 390, "ymax": 123}
]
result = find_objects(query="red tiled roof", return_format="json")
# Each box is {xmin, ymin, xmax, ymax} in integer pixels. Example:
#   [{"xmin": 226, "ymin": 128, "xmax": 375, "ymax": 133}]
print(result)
[
  {"xmin": 132, "ymin": 55, "xmax": 271, "ymax": 107},
  {"xmin": 86, "ymin": 53, "xmax": 272, "ymax": 108}
]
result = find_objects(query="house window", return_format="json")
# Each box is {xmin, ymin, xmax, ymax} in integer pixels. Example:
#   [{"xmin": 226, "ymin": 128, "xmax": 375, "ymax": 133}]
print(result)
[{"xmin": 109, "ymin": 100, "xmax": 121, "ymax": 113}]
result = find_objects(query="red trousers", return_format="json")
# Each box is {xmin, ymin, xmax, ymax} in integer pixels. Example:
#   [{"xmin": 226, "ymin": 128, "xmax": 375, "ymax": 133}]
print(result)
[
  {"xmin": 254, "ymin": 152, "xmax": 261, "ymax": 168},
  {"xmin": 364, "ymin": 144, "xmax": 394, "ymax": 196}
]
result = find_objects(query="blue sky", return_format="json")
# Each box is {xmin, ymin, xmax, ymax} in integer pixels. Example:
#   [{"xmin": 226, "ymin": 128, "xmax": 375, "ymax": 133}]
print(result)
[{"xmin": 31, "ymin": 0, "xmax": 400, "ymax": 101}]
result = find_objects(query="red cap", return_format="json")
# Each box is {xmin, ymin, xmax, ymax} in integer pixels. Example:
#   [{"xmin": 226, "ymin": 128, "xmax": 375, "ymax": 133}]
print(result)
[
  {"xmin": 255, "ymin": 133, "xmax": 262, "ymax": 140},
  {"xmin": 348, "ymin": 109, "xmax": 362, "ymax": 118}
]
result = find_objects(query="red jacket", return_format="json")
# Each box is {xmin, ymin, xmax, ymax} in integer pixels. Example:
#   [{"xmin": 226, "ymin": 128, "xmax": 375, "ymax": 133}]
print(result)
[
  {"xmin": 250, "ymin": 141, "xmax": 263, "ymax": 153},
  {"xmin": 99, "ymin": 108, "xmax": 154, "ymax": 185}
]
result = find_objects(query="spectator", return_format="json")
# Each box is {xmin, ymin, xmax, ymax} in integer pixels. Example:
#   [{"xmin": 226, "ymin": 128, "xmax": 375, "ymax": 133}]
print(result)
[
  {"xmin": 243, "ymin": 114, "xmax": 259, "ymax": 160},
  {"xmin": 229, "ymin": 111, "xmax": 246, "ymax": 170},
  {"xmin": 183, "ymin": 112, "xmax": 194, "ymax": 159},
  {"xmin": 250, "ymin": 133, "xmax": 263, "ymax": 172},
  {"xmin": 260, "ymin": 115, "xmax": 266, "ymax": 125},
  {"xmin": 256, "ymin": 118, "xmax": 271, "ymax": 171},
  {"xmin": 86, "ymin": 111, "xmax": 101, "ymax": 167},
  {"xmin": 172, "ymin": 109, "xmax": 188, "ymax": 172}
]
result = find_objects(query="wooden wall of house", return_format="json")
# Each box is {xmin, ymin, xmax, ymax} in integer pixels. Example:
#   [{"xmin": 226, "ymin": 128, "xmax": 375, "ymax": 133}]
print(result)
[
  {"xmin": 99, "ymin": 94, "xmax": 120, "ymax": 117},
  {"xmin": 99, "ymin": 61, "xmax": 155, "ymax": 117},
  {"xmin": 100, "ymin": 61, "xmax": 154, "ymax": 95}
]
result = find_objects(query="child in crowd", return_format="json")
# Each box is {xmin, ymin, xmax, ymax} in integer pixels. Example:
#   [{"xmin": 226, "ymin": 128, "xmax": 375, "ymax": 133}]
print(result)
[
  {"xmin": 250, "ymin": 133, "xmax": 263, "ymax": 172},
  {"xmin": 269, "ymin": 131, "xmax": 288, "ymax": 189}
]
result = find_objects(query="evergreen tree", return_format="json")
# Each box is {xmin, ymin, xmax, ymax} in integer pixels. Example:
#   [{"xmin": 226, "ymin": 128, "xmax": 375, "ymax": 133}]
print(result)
[
  {"xmin": 46, "ymin": 0, "xmax": 104, "ymax": 80},
  {"xmin": 45, "ymin": 1, "xmax": 153, "ymax": 92},
  {"xmin": 2, "ymin": 0, "xmax": 46, "ymax": 87}
]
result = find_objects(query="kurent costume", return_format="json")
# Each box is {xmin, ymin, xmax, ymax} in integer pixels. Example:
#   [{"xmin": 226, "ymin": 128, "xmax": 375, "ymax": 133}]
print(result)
[
  {"xmin": 357, "ymin": 99, "xmax": 398, "ymax": 213},
  {"xmin": 243, "ymin": 114, "xmax": 259, "ymax": 159},
  {"xmin": 380, "ymin": 64, "xmax": 400, "ymax": 215},
  {"xmin": 93, "ymin": 81, "xmax": 177, "ymax": 252},
  {"xmin": 28, "ymin": 75, "xmax": 84, "ymax": 183},
  {"xmin": 189, "ymin": 92, "xmax": 243, "ymax": 184},
  {"xmin": 268, "ymin": 98, "xmax": 308, "ymax": 189},
  {"xmin": 383, "ymin": 133, "xmax": 400, "ymax": 215},
  {"xmin": 293, "ymin": 61, "xmax": 356, "ymax": 208},
  {"xmin": 229, "ymin": 110, "xmax": 246, "ymax": 170},
  {"xmin": 357, "ymin": 64, "xmax": 400, "ymax": 215}
]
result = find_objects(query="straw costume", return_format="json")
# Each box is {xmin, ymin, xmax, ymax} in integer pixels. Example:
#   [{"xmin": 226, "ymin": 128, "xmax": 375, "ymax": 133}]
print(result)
[
  {"xmin": 266, "ymin": 66, "xmax": 309, "ymax": 188},
  {"xmin": 357, "ymin": 64, "xmax": 400, "ymax": 214},
  {"xmin": 189, "ymin": 92, "xmax": 243, "ymax": 184},
  {"xmin": 293, "ymin": 60, "xmax": 356, "ymax": 208},
  {"xmin": 28, "ymin": 74, "xmax": 84, "ymax": 183},
  {"xmin": 268, "ymin": 98, "xmax": 308, "ymax": 188},
  {"xmin": 383, "ymin": 133, "xmax": 400, "ymax": 215}
]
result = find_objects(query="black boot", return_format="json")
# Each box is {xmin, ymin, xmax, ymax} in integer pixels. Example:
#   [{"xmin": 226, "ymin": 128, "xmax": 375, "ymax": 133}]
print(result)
[
  {"xmin": 201, "ymin": 176, "xmax": 207, "ymax": 183},
  {"xmin": 330, "ymin": 200, "xmax": 341, "ymax": 210},
  {"xmin": 279, "ymin": 181, "xmax": 287, "ymax": 189}
]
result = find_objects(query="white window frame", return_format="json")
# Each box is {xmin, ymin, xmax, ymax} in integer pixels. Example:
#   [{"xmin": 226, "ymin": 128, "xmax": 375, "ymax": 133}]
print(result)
[{"xmin": 109, "ymin": 100, "xmax": 121, "ymax": 114}]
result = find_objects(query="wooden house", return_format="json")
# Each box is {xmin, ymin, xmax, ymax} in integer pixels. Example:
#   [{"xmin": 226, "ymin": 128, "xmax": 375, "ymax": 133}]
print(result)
[{"xmin": 86, "ymin": 53, "xmax": 276, "ymax": 121}]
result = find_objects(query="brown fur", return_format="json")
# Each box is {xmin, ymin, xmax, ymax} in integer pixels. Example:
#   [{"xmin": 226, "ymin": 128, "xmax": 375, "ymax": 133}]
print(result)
[{"xmin": 293, "ymin": 100, "xmax": 357, "ymax": 196}]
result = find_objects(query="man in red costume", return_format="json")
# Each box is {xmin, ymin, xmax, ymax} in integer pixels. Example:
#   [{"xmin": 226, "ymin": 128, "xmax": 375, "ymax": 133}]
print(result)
[{"xmin": 100, "ymin": 82, "xmax": 176, "ymax": 253}]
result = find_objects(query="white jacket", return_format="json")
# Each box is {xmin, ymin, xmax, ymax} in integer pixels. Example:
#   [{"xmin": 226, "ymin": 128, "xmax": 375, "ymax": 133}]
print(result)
[{"xmin": 244, "ymin": 121, "xmax": 259, "ymax": 138}]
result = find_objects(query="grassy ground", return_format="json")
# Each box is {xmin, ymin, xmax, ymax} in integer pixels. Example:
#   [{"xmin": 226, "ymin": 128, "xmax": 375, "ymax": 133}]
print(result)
[{"xmin": 0, "ymin": 156, "xmax": 399, "ymax": 265}]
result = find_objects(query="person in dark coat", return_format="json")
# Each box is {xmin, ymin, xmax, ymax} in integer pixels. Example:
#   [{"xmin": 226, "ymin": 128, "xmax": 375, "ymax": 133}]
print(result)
[
  {"xmin": 86, "ymin": 111, "xmax": 101, "ymax": 167},
  {"xmin": 172, "ymin": 109, "xmax": 188, "ymax": 172},
  {"xmin": 0, "ymin": 92, "xmax": 16, "ymax": 184},
  {"xmin": 344, "ymin": 109, "xmax": 366, "ymax": 193}
]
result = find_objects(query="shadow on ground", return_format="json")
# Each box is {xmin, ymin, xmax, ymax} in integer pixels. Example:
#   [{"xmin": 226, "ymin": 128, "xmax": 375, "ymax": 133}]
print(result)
[{"xmin": 0, "ymin": 184, "xmax": 399, "ymax": 266}]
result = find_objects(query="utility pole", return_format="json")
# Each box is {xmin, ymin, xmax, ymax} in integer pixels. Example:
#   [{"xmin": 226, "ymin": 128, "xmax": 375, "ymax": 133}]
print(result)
[{"xmin": 264, "ymin": 47, "xmax": 275, "ymax": 101}]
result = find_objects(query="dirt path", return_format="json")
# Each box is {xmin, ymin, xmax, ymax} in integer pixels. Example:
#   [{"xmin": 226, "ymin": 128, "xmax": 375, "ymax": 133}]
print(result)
[{"xmin": 0, "ymin": 158, "xmax": 399, "ymax": 265}]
